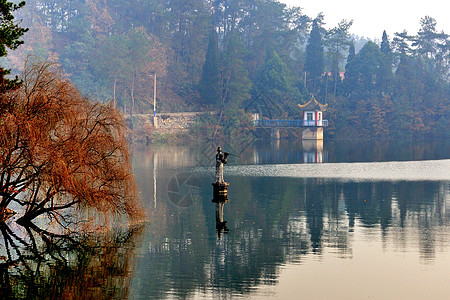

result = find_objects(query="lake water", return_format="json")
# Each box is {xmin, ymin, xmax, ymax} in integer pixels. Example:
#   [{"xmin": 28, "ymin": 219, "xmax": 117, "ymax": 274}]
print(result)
[{"xmin": 129, "ymin": 139, "xmax": 450, "ymax": 300}]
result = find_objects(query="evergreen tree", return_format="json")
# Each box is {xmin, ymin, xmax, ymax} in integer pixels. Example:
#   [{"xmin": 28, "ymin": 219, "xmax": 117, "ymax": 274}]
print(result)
[
  {"xmin": 254, "ymin": 50, "xmax": 293, "ymax": 99},
  {"xmin": 379, "ymin": 30, "xmax": 393, "ymax": 94},
  {"xmin": 343, "ymin": 41, "xmax": 356, "ymax": 97},
  {"xmin": 60, "ymin": 33, "xmax": 99, "ymax": 98},
  {"xmin": 414, "ymin": 16, "xmax": 443, "ymax": 58},
  {"xmin": 253, "ymin": 50, "xmax": 300, "ymax": 117},
  {"xmin": 0, "ymin": 0, "xmax": 28, "ymax": 92},
  {"xmin": 345, "ymin": 41, "xmax": 384, "ymax": 99},
  {"xmin": 304, "ymin": 19, "xmax": 324, "ymax": 94},
  {"xmin": 413, "ymin": 16, "xmax": 449, "ymax": 87},
  {"xmin": 221, "ymin": 33, "xmax": 251, "ymax": 109},
  {"xmin": 199, "ymin": 30, "xmax": 221, "ymax": 106},
  {"xmin": 394, "ymin": 52, "xmax": 413, "ymax": 98},
  {"xmin": 325, "ymin": 20, "xmax": 353, "ymax": 99},
  {"xmin": 347, "ymin": 41, "xmax": 356, "ymax": 62},
  {"xmin": 240, "ymin": 0, "xmax": 306, "ymax": 81},
  {"xmin": 392, "ymin": 30, "xmax": 413, "ymax": 61},
  {"xmin": 380, "ymin": 30, "xmax": 391, "ymax": 55},
  {"xmin": 219, "ymin": 33, "xmax": 252, "ymax": 136}
]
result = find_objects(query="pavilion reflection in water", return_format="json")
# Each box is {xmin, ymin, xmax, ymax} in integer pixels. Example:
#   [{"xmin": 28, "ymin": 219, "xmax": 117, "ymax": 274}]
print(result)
[
  {"xmin": 302, "ymin": 139, "xmax": 327, "ymax": 163},
  {"xmin": 250, "ymin": 140, "xmax": 328, "ymax": 164}
]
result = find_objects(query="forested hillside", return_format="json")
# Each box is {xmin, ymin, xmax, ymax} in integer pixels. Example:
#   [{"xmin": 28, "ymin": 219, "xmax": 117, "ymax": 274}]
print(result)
[{"xmin": 8, "ymin": 0, "xmax": 449, "ymax": 138}]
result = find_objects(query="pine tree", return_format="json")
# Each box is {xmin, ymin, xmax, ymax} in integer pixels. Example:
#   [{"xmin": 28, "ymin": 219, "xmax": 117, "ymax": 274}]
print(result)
[
  {"xmin": 304, "ymin": 19, "xmax": 324, "ymax": 94},
  {"xmin": 414, "ymin": 16, "xmax": 445, "ymax": 58},
  {"xmin": 199, "ymin": 30, "xmax": 221, "ymax": 106},
  {"xmin": 325, "ymin": 19, "xmax": 353, "ymax": 99},
  {"xmin": 0, "ymin": 0, "xmax": 28, "ymax": 92}
]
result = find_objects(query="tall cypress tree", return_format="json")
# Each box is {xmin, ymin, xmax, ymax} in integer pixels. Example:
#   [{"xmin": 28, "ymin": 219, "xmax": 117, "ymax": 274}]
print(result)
[
  {"xmin": 379, "ymin": 30, "xmax": 393, "ymax": 94},
  {"xmin": 304, "ymin": 19, "xmax": 324, "ymax": 94},
  {"xmin": 343, "ymin": 41, "xmax": 356, "ymax": 97},
  {"xmin": 347, "ymin": 41, "xmax": 356, "ymax": 62},
  {"xmin": 199, "ymin": 30, "xmax": 220, "ymax": 106},
  {"xmin": 380, "ymin": 30, "xmax": 391, "ymax": 55}
]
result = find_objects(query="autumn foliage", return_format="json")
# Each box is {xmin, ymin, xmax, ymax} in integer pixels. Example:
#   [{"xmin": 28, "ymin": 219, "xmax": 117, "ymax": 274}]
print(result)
[{"xmin": 0, "ymin": 62, "xmax": 143, "ymax": 225}]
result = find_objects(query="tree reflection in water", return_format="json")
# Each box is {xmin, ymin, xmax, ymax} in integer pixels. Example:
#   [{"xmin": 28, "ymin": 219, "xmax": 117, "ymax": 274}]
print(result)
[
  {"xmin": 128, "ymin": 143, "xmax": 450, "ymax": 298},
  {"xmin": 130, "ymin": 176, "xmax": 448, "ymax": 298},
  {"xmin": 0, "ymin": 221, "xmax": 143, "ymax": 299}
]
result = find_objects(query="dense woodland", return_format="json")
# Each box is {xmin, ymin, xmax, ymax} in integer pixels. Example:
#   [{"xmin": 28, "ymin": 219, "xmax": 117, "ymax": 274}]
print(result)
[
  {"xmin": 7, "ymin": 0, "xmax": 449, "ymax": 138},
  {"xmin": 0, "ymin": 1, "xmax": 142, "ymax": 227}
]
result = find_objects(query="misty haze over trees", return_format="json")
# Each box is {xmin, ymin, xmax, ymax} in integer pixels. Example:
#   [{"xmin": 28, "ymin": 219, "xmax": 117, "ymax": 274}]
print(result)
[
  {"xmin": 0, "ymin": 1, "xmax": 142, "ymax": 228},
  {"xmin": 8, "ymin": 0, "xmax": 449, "ymax": 138}
]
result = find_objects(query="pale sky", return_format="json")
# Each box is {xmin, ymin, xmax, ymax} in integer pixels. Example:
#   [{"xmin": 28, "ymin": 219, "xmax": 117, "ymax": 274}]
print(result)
[{"xmin": 281, "ymin": 0, "xmax": 449, "ymax": 40}]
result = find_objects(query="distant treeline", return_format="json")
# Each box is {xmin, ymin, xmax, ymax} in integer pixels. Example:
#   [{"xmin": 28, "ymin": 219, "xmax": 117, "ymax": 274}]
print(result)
[{"xmin": 9, "ymin": 0, "xmax": 449, "ymax": 138}]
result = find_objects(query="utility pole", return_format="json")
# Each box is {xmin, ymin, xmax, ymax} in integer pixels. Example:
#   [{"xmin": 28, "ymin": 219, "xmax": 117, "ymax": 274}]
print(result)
[
  {"xmin": 153, "ymin": 72, "xmax": 158, "ymax": 128},
  {"xmin": 304, "ymin": 71, "xmax": 307, "ymax": 88}
]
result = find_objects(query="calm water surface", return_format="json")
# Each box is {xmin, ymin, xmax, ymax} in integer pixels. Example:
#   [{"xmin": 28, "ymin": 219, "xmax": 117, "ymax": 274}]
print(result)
[{"xmin": 130, "ymin": 139, "xmax": 450, "ymax": 300}]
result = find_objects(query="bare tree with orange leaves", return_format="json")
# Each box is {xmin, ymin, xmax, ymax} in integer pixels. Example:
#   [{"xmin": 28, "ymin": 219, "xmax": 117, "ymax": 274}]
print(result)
[{"xmin": 0, "ymin": 61, "xmax": 143, "ymax": 227}]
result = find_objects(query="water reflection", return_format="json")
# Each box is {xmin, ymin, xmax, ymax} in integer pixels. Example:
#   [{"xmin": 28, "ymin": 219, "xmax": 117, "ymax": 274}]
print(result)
[
  {"xmin": 212, "ymin": 184, "xmax": 230, "ymax": 239},
  {"xmin": 302, "ymin": 140, "xmax": 327, "ymax": 163},
  {"xmin": 131, "ymin": 145, "xmax": 450, "ymax": 299},
  {"xmin": 242, "ymin": 139, "xmax": 450, "ymax": 164},
  {"xmin": 130, "ymin": 144, "xmax": 450, "ymax": 299},
  {"xmin": 0, "ymin": 221, "xmax": 143, "ymax": 299},
  {"xmin": 215, "ymin": 202, "xmax": 229, "ymax": 238},
  {"xmin": 2, "ymin": 140, "xmax": 448, "ymax": 299}
]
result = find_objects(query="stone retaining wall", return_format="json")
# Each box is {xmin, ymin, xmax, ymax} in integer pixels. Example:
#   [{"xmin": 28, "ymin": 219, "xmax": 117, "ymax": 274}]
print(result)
[{"xmin": 126, "ymin": 111, "xmax": 216, "ymax": 131}]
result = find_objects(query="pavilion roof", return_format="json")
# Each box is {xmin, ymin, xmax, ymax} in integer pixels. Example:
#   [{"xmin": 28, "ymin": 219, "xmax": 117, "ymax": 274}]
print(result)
[{"xmin": 297, "ymin": 96, "xmax": 328, "ymax": 111}]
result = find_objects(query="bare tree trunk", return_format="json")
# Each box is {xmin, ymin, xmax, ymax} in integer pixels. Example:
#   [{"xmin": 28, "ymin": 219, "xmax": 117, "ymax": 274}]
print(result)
[
  {"xmin": 113, "ymin": 76, "xmax": 117, "ymax": 109},
  {"xmin": 212, "ymin": 106, "xmax": 224, "ymax": 141},
  {"xmin": 130, "ymin": 73, "xmax": 135, "ymax": 130},
  {"xmin": 212, "ymin": 72, "xmax": 231, "ymax": 141},
  {"xmin": 131, "ymin": 73, "xmax": 135, "ymax": 114},
  {"xmin": 334, "ymin": 71, "xmax": 338, "ymax": 100}
]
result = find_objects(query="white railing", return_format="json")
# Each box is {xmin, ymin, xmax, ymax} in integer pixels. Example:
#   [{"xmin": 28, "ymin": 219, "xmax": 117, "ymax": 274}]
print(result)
[
  {"xmin": 303, "ymin": 120, "xmax": 328, "ymax": 127},
  {"xmin": 254, "ymin": 119, "xmax": 328, "ymax": 127}
]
